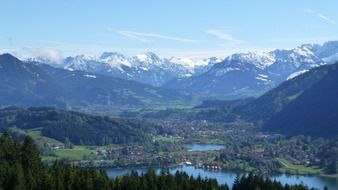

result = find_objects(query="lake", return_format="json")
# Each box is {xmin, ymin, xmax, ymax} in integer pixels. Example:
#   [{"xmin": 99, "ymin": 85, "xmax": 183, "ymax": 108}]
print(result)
[
  {"xmin": 185, "ymin": 144, "xmax": 225, "ymax": 151},
  {"xmin": 105, "ymin": 166, "xmax": 338, "ymax": 190}
]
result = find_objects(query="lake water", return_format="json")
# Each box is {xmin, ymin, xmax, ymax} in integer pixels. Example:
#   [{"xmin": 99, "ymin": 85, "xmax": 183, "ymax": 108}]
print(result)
[
  {"xmin": 185, "ymin": 144, "xmax": 225, "ymax": 151},
  {"xmin": 105, "ymin": 166, "xmax": 338, "ymax": 190}
]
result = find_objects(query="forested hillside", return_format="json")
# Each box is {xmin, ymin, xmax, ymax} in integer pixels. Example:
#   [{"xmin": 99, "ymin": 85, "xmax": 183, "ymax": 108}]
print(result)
[
  {"xmin": 0, "ymin": 107, "xmax": 154, "ymax": 145},
  {"xmin": 263, "ymin": 63, "xmax": 338, "ymax": 137},
  {"xmin": 234, "ymin": 63, "xmax": 337, "ymax": 122}
]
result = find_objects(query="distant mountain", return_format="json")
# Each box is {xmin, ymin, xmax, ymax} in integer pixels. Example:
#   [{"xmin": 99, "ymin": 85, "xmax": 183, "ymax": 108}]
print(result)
[
  {"xmin": 164, "ymin": 41, "xmax": 338, "ymax": 99},
  {"xmin": 32, "ymin": 52, "xmax": 222, "ymax": 87},
  {"xmin": 0, "ymin": 53, "xmax": 194, "ymax": 110},
  {"xmin": 21, "ymin": 40, "xmax": 338, "ymax": 101},
  {"xmin": 0, "ymin": 53, "xmax": 62, "ymax": 106}
]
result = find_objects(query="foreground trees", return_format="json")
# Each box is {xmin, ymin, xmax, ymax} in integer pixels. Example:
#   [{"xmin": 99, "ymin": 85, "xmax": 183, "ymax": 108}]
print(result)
[
  {"xmin": 0, "ymin": 133, "xmax": 111, "ymax": 190},
  {"xmin": 0, "ymin": 134, "xmax": 326, "ymax": 190}
]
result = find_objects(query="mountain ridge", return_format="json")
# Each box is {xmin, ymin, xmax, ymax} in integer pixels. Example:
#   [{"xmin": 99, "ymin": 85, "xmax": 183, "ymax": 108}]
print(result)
[
  {"xmin": 164, "ymin": 41, "xmax": 338, "ymax": 99},
  {"xmin": 30, "ymin": 52, "xmax": 222, "ymax": 87},
  {"xmin": 263, "ymin": 63, "xmax": 338, "ymax": 137},
  {"xmin": 26, "ymin": 41, "xmax": 338, "ymax": 99},
  {"xmin": 0, "ymin": 53, "xmax": 195, "ymax": 111}
]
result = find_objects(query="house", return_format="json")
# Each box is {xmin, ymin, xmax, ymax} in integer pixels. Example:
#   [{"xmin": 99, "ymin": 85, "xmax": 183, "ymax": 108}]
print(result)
[{"xmin": 49, "ymin": 143, "xmax": 65, "ymax": 150}]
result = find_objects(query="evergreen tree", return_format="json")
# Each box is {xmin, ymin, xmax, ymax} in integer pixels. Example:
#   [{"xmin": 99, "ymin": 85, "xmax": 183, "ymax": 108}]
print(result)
[{"xmin": 21, "ymin": 136, "xmax": 43, "ymax": 190}]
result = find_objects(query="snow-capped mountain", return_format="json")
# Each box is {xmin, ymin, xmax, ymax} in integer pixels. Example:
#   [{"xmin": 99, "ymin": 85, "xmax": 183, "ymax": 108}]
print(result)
[
  {"xmin": 32, "ymin": 52, "xmax": 222, "ymax": 86},
  {"xmin": 164, "ymin": 41, "xmax": 338, "ymax": 99},
  {"xmin": 27, "ymin": 41, "xmax": 338, "ymax": 99},
  {"xmin": 63, "ymin": 53, "xmax": 131, "ymax": 75},
  {"xmin": 0, "ymin": 53, "xmax": 193, "ymax": 109}
]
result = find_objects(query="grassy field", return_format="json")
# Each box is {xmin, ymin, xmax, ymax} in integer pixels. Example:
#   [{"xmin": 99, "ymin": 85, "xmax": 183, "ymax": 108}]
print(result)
[
  {"xmin": 42, "ymin": 144, "xmax": 122, "ymax": 162},
  {"xmin": 42, "ymin": 146, "xmax": 92, "ymax": 161},
  {"xmin": 8, "ymin": 128, "xmax": 91, "ymax": 162},
  {"xmin": 8, "ymin": 127, "xmax": 122, "ymax": 162},
  {"xmin": 10, "ymin": 127, "xmax": 62, "ymax": 144},
  {"xmin": 42, "ymin": 145, "xmax": 95, "ymax": 161},
  {"xmin": 9, "ymin": 128, "xmax": 90, "ymax": 161},
  {"xmin": 277, "ymin": 157, "xmax": 324, "ymax": 175},
  {"xmin": 54, "ymin": 146, "xmax": 93, "ymax": 160}
]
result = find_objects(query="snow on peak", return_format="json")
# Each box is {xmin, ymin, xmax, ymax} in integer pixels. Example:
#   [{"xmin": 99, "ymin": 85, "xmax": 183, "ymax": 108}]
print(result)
[
  {"xmin": 73, "ymin": 54, "xmax": 95, "ymax": 62},
  {"xmin": 135, "ymin": 52, "xmax": 161, "ymax": 63},
  {"xmin": 25, "ymin": 40, "xmax": 338, "ymax": 88},
  {"xmin": 227, "ymin": 51, "xmax": 275, "ymax": 69},
  {"xmin": 292, "ymin": 46, "xmax": 315, "ymax": 58},
  {"xmin": 287, "ymin": 70, "xmax": 308, "ymax": 80},
  {"xmin": 135, "ymin": 54, "xmax": 148, "ymax": 62},
  {"xmin": 169, "ymin": 57, "xmax": 196, "ymax": 68},
  {"xmin": 84, "ymin": 74, "xmax": 97, "ymax": 79},
  {"xmin": 206, "ymin": 57, "xmax": 223, "ymax": 64},
  {"xmin": 99, "ymin": 52, "xmax": 131, "ymax": 67}
]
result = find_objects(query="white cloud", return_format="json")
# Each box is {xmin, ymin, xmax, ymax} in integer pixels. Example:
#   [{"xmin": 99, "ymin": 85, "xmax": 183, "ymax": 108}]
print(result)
[
  {"xmin": 317, "ymin": 13, "xmax": 336, "ymax": 25},
  {"xmin": 117, "ymin": 30, "xmax": 199, "ymax": 43},
  {"xmin": 25, "ymin": 48, "xmax": 63, "ymax": 64},
  {"xmin": 117, "ymin": 31, "xmax": 150, "ymax": 42},
  {"xmin": 206, "ymin": 30, "xmax": 246, "ymax": 45},
  {"xmin": 305, "ymin": 9, "xmax": 336, "ymax": 25}
]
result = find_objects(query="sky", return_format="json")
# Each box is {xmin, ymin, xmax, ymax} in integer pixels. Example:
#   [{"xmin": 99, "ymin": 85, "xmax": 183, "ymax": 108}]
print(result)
[{"xmin": 1, "ymin": 0, "xmax": 338, "ymax": 60}]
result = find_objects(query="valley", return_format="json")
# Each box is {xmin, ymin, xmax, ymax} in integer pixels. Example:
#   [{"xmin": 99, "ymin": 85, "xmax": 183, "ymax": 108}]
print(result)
[
  {"xmin": 2, "ymin": 1, "xmax": 338, "ymax": 189},
  {"xmin": 1, "ymin": 50, "xmax": 338, "ymax": 182},
  {"xmin": 3, "ymin": 108, "xmax": 336, "ymax": 177}
]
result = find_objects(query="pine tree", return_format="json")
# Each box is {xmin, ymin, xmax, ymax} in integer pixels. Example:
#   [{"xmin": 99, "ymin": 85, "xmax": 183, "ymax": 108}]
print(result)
[
  {"xmin": 21, "ymin": 136, "xmax": 44, "ymax": 190},
  {"xmin": 13, "ymin": 163, "xmax": 25, "ymax": 190}
]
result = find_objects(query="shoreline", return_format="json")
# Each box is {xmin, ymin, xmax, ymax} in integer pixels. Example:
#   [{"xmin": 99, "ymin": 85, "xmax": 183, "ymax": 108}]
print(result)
[{"xmin": 94, "ymin": 162, "xmax": 338, "ymax": 179}]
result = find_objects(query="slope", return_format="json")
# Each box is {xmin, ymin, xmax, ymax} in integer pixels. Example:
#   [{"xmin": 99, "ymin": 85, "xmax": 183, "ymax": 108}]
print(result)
[
  {"xmin": 0, "ymin": 107, "xmax": 154, "ymax": 145},
  {"xmin": 0, "ymin": 53, "xmax": 194, "ymax": 110},
  {"xmin": 234, "ymin": 64, "xmax": 335, "ymax": 122},
  {"xmin": 263, "ymin": 63, "xmax": 338, "ymax": 137}
]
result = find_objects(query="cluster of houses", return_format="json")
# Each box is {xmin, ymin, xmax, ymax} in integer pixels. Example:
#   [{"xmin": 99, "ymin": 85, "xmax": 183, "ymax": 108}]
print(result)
[{"xmin": 180, "ymin": 161, "xmax": 222, "ymax": 171}]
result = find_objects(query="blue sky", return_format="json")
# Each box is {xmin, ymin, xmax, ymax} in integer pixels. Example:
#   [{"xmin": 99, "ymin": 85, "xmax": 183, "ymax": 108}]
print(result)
[{"xmin": 1, "ymin": 0, "xmax": 338, "ymax": 59}]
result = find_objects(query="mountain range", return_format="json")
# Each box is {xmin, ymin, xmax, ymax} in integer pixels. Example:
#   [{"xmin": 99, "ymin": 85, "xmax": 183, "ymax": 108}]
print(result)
[
  {"xmin": 2, "ymin": 40, "xmax": 338, "ymax": 111},
  {"xmin": 0, "ymin": 53, "xmax": 193, "ymax": 111},
  {"xmin": 1, "ymin": 41, "xmax": 338, "ymax": 138},
  {"xmin": 28, "ymin": 41, "xmax": 338, "ymax": 100},
  {"xmin": 30, "ymin": 52, "xmax": 221, "ymax": 87},
  {"xmin": 164, "ymin": 41, "xmax": 338, "ymax": 99}
]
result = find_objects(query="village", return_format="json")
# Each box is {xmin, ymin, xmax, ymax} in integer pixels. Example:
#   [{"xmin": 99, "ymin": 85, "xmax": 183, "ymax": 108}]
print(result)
[{"xmin": 45, "ymin": 125, "xmax": 327, "ymax": 175}]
